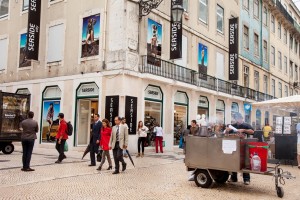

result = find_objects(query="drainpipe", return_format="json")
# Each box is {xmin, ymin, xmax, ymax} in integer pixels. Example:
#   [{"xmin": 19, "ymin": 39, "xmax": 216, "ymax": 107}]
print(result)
[{"xmin": 260, "ymin": 0, "xmax": 263, "ymax": 70}]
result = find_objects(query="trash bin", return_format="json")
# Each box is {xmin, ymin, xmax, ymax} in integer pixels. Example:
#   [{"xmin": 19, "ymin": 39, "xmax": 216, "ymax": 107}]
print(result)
[{"xmin": 248, "ymin": 142, "xmax": 268, "ymax": 172}]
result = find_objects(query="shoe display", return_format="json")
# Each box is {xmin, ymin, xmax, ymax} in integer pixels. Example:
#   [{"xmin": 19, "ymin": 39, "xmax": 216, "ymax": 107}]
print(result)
[
  {"xmin": 244, "ymin": 181, "xmax": 250, "ymax": 185},
  {"xmin": 107, "ymin": 166, "xmax": 112, "ymax": 170},
  {"xmin": 112, "ymin": 171, "xmax": 119, "ymax": 174},
  {"xmin": 122, "ymin": 163, "xmax": 127, "ymax": 172}
]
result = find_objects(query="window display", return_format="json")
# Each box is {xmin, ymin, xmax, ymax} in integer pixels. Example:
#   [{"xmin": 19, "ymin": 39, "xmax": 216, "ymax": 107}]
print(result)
[
  {"xmin": 144, "ymin": 101, "xmax": 162, "ymax": 147},
  {"xmin": 198, "ymin": 96, "xmax": 209, "ymax": 120},
  {"xmin": 216, "ymin": 100, "xmax": 225, "ymax": 124},
  {"xmin": 174, "ymin": 91, "xmax": 188, "ymax": 145}
]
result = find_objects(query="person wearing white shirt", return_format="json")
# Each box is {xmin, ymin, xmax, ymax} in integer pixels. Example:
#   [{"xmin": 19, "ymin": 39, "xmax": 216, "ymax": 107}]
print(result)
[
  {"xmin": 136, "ymin": 121, "xmax": 148, "ymax": 158},
  {"xmin": 153, "ymin": 123, "xmax": 164, "ymax": 153},
  {"xmin": 296, "ymin": 123, "xmax": 300, "ymax": 169}
]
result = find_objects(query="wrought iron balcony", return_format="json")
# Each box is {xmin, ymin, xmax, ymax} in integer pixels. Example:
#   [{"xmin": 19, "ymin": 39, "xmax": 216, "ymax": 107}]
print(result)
[{"xmin": 140, "ymin": 56, "xmax": 276, "ymax": 101}]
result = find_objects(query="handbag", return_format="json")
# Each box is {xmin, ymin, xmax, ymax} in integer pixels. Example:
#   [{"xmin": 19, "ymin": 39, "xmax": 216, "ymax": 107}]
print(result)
[
  {"xmin": 97, "ymin": 150, "xmax": 103, "ymax": 162},
  {"xmin": 179, "ymin": 135, "xmax": 183, "ymax": 149},
  {"xmin": 64, "ymin": 142, "xmax": 68, "ymax": 152}
]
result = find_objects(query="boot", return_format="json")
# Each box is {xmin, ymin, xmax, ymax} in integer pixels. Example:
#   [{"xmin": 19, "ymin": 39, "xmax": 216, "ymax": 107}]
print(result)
[
  {"xmin": 136, "ymin": 153, "xmax": 140, "ymax": 158},
  {"xmin": 141, "ymin": 152, "xmax": 144, "ymax": 158}
]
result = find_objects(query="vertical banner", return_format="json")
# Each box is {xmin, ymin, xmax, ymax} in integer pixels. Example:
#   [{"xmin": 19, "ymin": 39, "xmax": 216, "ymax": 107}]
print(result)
[
  {"xmin": 125, "ymin": 96, "xmax": 137, "ymax": 135},
  {"xmin": 147, "ymin": 18, "xmax": 162, "ymax": 67},
  {"xmin": 105, "ymin": 96, "xmax": 119, "ymax": 127},
  {"xmin": 198, "ymin": 43, "xmax": 208, "ymax": 80},
  {"xmin": 26, "ymin": 0, "xmax": 41, "ymax": 60},
  {"xmin": 170, "ymin": 0, "xmax": 183, "ymax": 59},
  {"xmin": 81, "ymin": 13, "xmax": 100, "ymax": 58},
  {"xmin": 228, "ymin": 17, "xmax": 239, "ymax": 80}
]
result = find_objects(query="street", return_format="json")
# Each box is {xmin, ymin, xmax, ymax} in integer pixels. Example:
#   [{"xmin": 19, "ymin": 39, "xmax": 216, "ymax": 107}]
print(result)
[{"xmin": 0, "ymin": 145, "xmax": 299, "ymax": 200}]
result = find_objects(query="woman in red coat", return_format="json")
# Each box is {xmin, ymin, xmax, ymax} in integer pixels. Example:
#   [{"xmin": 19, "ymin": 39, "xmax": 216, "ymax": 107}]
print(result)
[{"xmin": 97, "ymin": 119, "xmax": 112, "ymax": 171}]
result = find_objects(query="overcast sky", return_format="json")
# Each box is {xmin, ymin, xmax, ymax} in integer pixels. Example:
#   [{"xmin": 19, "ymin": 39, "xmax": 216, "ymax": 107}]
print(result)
[{"xmin": 294, "ymin": 0, "xmax": 300, "ymax": 11}]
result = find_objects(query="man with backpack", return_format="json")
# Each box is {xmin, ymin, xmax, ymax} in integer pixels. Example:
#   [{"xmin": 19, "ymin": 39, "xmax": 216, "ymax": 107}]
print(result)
[{"xmin": 55, "ymin": 113, "xmax": 69, "ymax": 163}]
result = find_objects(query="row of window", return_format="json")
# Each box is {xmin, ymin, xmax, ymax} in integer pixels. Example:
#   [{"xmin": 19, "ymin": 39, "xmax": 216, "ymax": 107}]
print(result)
[{"xmin": 271, "ymin": 79, "xmax": 298, "ymax": 98}]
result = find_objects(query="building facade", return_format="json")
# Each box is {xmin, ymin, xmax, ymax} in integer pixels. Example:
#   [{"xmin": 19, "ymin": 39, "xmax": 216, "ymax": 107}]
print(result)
[{"xmin": 0, "ymin": 0, "xmax": 299, "ymax": 152}]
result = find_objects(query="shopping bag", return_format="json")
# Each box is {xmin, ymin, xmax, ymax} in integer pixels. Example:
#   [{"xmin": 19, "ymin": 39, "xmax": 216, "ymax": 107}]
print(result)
[
  {"xmin": 97, "ymin": 150, "xmax": 103, "ymax": 162},
  {"xmin": 64, "ymin": 142, "xmax": 68, "ymax": 152}
]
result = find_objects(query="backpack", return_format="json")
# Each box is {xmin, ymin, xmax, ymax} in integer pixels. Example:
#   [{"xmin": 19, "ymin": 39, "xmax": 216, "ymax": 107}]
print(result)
[{"xmin": 66, "ymin": 121, "xmax": 73, "ymax": 136}]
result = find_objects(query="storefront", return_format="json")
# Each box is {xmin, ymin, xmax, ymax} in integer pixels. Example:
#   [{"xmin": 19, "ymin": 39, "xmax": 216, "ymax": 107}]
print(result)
[
  {"xmin": 216, "ymin": 100, "xmax": 225, "ymax": 124},
  {"xmin": 74, "ymin": 82, "xmax": 99, "ymax": 146},
  {"xmin": 231, "ymin": 102, "xmax": 239, "ymax": 123},
  {"xmin": 256, "ymin": 109, "xmax": 262, "ymax": 130},
  {"xmin": 198, "ymin": 96, "xmax": 209, "ymax": 120},
  {"xmin": 173, "ymin": 91, "xmax": 188, "ymax": 145},
  {"xmin": 144, "ymin": 85, "xmax": 163, "ymax": 146},
  {"xmin": 40, "ymin": 86, "xmax": 62, "ymax": 144}
]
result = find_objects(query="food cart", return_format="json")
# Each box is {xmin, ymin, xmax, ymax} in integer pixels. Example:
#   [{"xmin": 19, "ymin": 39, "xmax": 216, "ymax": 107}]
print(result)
[
  {"xmin": 185, "ymin": 136, "xmax": 295, "ymax": 198},
  {"xmin": 0, "ymin": 91, "xmax": 30, "ymax": 154}
]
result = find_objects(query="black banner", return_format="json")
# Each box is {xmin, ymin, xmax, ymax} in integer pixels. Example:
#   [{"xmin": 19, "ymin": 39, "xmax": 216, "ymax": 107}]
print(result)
[
  {"xmin": 229, "ymin": 17, "xmax": 239, "ymax": 80},
  {"xmin": 105, "ymin": 96, "xmax": 119, "ymax": 127},
  {"xmin": 125, "ymin": 96, "xmax": 137, "ymax": 135},
  {"xmin": 170, "ymin": 0, "xmax": 183, "ymax": 60},
  {"xmin": 26, "ymin": 0, "xmax": 41, "ymax": 60}
]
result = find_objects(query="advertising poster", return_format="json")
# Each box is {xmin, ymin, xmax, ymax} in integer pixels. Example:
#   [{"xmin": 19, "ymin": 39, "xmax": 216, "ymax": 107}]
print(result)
[
  {"xmin": 228, "ymin": 17, "xmax": 239, "ymax": 80},
  {"xmin": 81, "ymin": 13, "xmax": 100, "ymax": 58},
  {"xmin": 170, "ymin": 0, "xmax": 183, "ymax": 59},
  {"xmin": 198, "ymin": 43, "xmax": 208, "ymax": 80},
  {"xmin": 19, "ymin": 33, "xmax": 31, "ymax": 68},
  {"xmin": 125, "ymin": 96, "xmax": 137, "ymax": 135},
  {"xmin": 147, "ymin": 18, "xmax": 162, "ymax": 67},
  {"xmin": 105, "ymin": 96, "xmax": 119, "ymax": 127},
  {"xmin": 41, "ymin": 101, "xmax": 60, "ymax": 143}
]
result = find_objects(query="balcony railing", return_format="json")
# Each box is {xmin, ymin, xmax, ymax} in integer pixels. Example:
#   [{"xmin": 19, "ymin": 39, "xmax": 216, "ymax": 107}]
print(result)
[
  {"xmin": 275, "ymin": 0, "xmax": 294, "ymax": 25},
  {"xmin": 140, "ymin": 56, "xmax": 276, "ymax": 101}
]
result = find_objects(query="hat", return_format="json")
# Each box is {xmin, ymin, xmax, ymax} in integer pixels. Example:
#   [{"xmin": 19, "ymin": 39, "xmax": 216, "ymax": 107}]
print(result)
[
  {"xmin": 234, "ymin": 113, "xmax": 243, "ymax": 120},
  {"xmin": 57, "ymin": 113, "xmax": 64, "ymax": 118}
]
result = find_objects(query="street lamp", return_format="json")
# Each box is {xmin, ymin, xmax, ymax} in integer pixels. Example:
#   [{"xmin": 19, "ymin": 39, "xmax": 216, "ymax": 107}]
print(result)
[
  {"xmin": 139, "ymin": 0, "xmax": 163, "ymax": 18},
  {"xmin": 171, "ymin": 3, "xmax": 184, "ymax": 23}
]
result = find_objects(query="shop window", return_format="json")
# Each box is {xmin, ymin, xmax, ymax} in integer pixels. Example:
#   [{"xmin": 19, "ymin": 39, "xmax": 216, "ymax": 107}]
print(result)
[
  {"xmin": 144, "ymin": 85, "xmax": 163, "ymax": 147},
  {"xmin": 174, "ymin": 91, "xmax": 188, "ymax": 145},
  {"xmin": 41, "ymin": 86, "xmax": 62, "ymax": 143},
  {"xmin": 231, "ymin": 102, "xmax": 239, "ymax": 123},
  {"xmin": 198, "ymin": 96, "xmax": 209, "ymax": 121},
  {"xmin": 216, "ymin": 100, "xmax": 225, "ymax": 124}
]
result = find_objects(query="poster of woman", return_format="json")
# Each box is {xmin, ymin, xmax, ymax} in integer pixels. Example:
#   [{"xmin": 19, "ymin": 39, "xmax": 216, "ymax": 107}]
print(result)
[
  {"xmin": 198, "ymin": 43, "xmax": 208, "ymax": 80},
  {"xmin": 19, "ymin": 33, "xmax": 31, "ymax": 68},
  {"xmin": 42, "ymin": 101, "xmax": 60, "ymax": 143},
  {"xmin": 81, "ymin": 13, "xmax": 100, "ymax": 58},
  {"xmin": 147, "ymin": 18, "xmax": 162, "ymax": 67}
]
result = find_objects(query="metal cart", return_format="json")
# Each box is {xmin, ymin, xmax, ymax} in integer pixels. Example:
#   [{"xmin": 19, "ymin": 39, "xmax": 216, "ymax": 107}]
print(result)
[{"xmin": 185, "ymin": 136, "xmax": 295, "ymax": 198}]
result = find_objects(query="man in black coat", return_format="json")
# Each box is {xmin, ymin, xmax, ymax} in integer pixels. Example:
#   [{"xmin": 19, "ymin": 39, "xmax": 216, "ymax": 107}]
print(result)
[{"xmin": 89, "ymin": 114, "xmax": 102, "ymax": 166}]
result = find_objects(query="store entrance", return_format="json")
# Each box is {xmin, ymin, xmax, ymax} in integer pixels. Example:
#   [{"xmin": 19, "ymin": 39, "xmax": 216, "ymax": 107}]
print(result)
[{"xmin": 76, "ymin": 99, "xmax": 98, "ymax": 146}]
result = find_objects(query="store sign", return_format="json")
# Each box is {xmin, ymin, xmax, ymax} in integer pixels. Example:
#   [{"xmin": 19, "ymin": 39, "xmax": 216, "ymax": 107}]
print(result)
[
  {"xmin": 77, "ymin": 83, "xmax": 99, "ymax": 97},
  {"xmin": 228, "ymin": 17, "xmax": 239, "ymax": 81},
  {"xmin": 244, "ymin": 103, "xmax": 252, "ymax": 111},
  {"xmin": 125, "ymin": 96, "xmax": 137, "ymax": 135},
  {"xmin": 174, "ymin": 91, "xmax": 188, "ymax": 104},
  {"xmin": 170, "ymin": 0, "xmax": 183, "ymax": 59},
  {"xmin": 105, "ymin": 96, "xmax": 119, "ymax": 126},
  {"xmin": 145, "ymin": 85, "xmax": 162, "ymax": 101},
  {"xmin": 26, "ymin": 0, "xmax": 41, "ymax": 60}
]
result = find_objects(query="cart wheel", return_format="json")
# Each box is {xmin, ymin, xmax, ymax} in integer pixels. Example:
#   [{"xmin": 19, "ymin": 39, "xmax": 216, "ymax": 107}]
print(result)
[
  {"xmin": 214, "ymin": 171, "xmax": 229, "ymax": 184},
  {"xmin": 276, "ymin": 186, "xmax": 284, "ymax": 198},
  {"xmin": 194, "ymin": 169, "xmax": 213, "ymax": 188},
  {"xmin": 2, "ymin": 144, "xmax": 14, "ymax": 154}
]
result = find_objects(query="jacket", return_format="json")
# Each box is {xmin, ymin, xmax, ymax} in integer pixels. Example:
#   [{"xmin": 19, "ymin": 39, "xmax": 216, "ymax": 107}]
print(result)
[
  {"xmin": 109, "ymin": 125, "xmax": 128, "ymax": 150},
  {"xmin": 56, "ymin": 120, "xmax": 68, "ymax": 140},
  {"xmin": 100, "ymin": 127, "xmax": 112, "ymax": 151},
  {"xmin": 20, "ymin": 118, "xmax": 39, "ymax": 140},
  {"xmin": 91, "ymin": 120, "xmax": 102, "ymax": 144}
]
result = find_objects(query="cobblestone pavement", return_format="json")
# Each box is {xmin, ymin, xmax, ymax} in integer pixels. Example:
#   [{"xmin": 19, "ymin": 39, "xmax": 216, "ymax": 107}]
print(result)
[{"xmin": 0, "ymin": 146, "xmax": 300, "ymax": 200}]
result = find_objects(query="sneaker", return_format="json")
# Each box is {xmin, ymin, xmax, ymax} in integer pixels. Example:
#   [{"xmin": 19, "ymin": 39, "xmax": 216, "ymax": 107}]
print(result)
[{"xmin": 244, "ymin": 181, "xmax": 250, "ymax": 185}]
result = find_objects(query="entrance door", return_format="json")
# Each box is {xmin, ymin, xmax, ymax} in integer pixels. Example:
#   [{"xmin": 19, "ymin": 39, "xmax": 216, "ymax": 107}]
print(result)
[{"xmin": 77, "ymin": 99, "xmax": 91, "ymax": 146}]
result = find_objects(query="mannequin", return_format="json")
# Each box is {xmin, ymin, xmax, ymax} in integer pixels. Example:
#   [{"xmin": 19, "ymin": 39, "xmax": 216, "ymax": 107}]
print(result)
[
  {"xmin": 199, "ymin": 114, "xmax": 207, "ymax": 126},
  {"xmin": 196, "ymin": 114, "xmax": 201, "ymax": 126}
]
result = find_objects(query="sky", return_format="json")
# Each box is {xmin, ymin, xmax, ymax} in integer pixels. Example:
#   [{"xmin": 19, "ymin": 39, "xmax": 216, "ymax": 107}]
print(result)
[{"xmin": 294, "ymin": 1, "xmax": 300, "ymax": 12}]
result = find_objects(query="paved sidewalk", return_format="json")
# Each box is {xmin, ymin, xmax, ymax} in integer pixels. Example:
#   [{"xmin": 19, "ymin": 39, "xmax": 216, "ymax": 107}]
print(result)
[{"xmin": 0, "ymin": 146, "xmax": 299, "ymax": 200}]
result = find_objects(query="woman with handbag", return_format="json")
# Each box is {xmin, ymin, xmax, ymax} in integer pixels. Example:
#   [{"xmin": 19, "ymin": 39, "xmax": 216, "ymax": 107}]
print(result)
[
  {"xmin": 136, "ymin": 121, "xmax": 148, "ymax": 158},
  {"xmin": 154, "ymin": 123, "xmax": 164, "ymax": 153},
  {"xmin": 97, "ymin": 119, "xmax": 112, "ymax": 171}
]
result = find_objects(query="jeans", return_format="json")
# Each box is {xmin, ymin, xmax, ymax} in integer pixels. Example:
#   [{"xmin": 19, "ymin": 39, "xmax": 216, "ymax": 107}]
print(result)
[
  {"xmin": 155, "ymin": 136, "xmax": 163, "ymax": 153},
  {"xmin": 112, "ymin": 142, "xmax": 126, "ymax": 172},
  {"xmin": 55, "ymin": 139, "xmax": 66, "ymax": 161},
  {"xmin": 138, "ymin": 137, "xmax": 146, "ymax": 153},
  {"xmin": 231, "ymin": 172, "xmax": 250, "ymax": 182},
  {"xmin": 99, "ymin": 150, "xmax": 112, "ymax": 167},
  {"xmin": 22, "ymin": 140, "xmax": 35, "ymax": 169}
]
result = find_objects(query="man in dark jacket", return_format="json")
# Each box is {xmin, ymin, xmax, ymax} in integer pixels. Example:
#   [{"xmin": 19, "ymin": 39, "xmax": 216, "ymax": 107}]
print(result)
[
  {"xmin": 20, "ymin": 111, "xmax": 38, "ymax": 172},
  {"xmin": 89, "ymin": 114, "xmax": 102, "ymax": 166}
]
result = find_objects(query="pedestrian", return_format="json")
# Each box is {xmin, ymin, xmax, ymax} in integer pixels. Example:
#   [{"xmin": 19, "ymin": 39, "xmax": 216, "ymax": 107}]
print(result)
[
  {"xmin": 263, "ymin": 123, "xmax": 272, "ymax": 141},
  {"xmin": 225, "ymin": 112, "xmax": 254, "ymax": 185},
  {"xmin": 296, "ymin": 122, "xmax": 300, "ymax": 169},
  {"xmin": 55, "ymin": 113, "xmax": 68, "ymax": 164},
  {"xmin": 121, "ymin": 117, "xmax": 129, "ymax": 130},
  {"xmin": 154, "ymin": 122, "xmax": 164, "ymax": 153},
  {"xmin": 97, "ymin": 119, "xmax": 112, "ymax": 171},
  {"xmin": 136, "ymin": 121, "xmax": 148, "ymax": 157},
  {"xmin": 109, "ymin": 116, "xmax": 128, "ymax": 174},
  {"xmin": 19, "ymin": 111, "xmax": 38, "ymax": 171},
  {"xmin": 190, "ymin": 120, "xmax": 199, "ymax": 136},
  {"xmin": 89, "ymin": 114, "xmax": 102, "ymax": 166}
]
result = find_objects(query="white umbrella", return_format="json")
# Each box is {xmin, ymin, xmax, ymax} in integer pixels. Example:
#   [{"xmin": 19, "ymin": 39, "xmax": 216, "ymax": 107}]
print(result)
[{"xmin": 252, "ymin": 95, "xmax": 300, "ymax": 110}]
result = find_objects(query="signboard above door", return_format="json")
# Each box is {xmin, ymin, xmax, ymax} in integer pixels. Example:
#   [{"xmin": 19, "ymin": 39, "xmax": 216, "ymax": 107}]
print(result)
[{"xmin": 77, "ymin": 83, "xmax": 99, "ymax": 97}]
